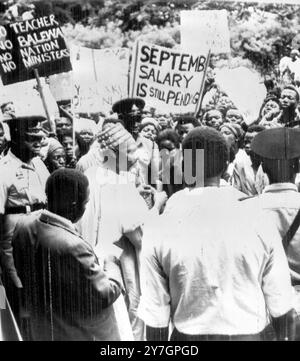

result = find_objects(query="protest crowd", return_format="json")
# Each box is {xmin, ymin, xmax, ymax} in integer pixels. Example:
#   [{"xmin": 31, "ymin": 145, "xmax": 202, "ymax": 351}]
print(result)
[{"xmin": 1, "ymin": 0, "xmax": 300, "ymax": 342}]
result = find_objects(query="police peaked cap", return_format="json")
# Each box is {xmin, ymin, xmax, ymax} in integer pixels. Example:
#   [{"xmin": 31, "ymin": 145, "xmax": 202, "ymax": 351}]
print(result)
[
  {"xmin": 251, "ymin": 127, "xmax": 300, "ymax": 160},
  {"xmin": 112, "ymin": 98, "xmax": 145, "ymax": 115},
  {"xmin": 8, "ymin": 115, "xmax": 47, "ymax": 139}
]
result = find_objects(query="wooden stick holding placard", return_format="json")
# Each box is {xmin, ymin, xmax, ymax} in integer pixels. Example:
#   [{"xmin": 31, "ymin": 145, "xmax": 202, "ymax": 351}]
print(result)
[
  {"xmin": 70, "ymin": 98, "xmax": 76, "ymax": 159},
  {"xmin": 130, "ymin": 41, "xmax": 140, "ymax": 98},
  {"xmin": 194, "ymin": 50, "xmax": 211, "ymax": 119},
  {"xmin": 59, "ymin": 103, "xmax": 76, "ymax": 159},
  {"xmin": 127, "ymin": 64, "xmax": 130, "ymax": 98},
  {"xmin": 33, "ymin": 68, "xmax": 55, "ymax": 133}
]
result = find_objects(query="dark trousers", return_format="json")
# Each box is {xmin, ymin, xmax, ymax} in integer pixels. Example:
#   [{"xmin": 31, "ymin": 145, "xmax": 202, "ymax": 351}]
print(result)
[{"xmin": 170, "ymin": 326, "xmax": 275, "ymax": 341}]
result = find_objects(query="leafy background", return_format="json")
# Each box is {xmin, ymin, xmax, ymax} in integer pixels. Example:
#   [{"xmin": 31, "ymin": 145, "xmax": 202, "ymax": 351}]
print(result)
[{"xmin": 1, "ymin": 0, "xmax": 300, "ymax": 77}]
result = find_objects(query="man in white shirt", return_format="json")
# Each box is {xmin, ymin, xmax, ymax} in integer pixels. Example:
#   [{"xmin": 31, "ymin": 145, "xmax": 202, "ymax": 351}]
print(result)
[{"xmin": 138, "ymin": 127, "xmax": 297, "ymax": 341}]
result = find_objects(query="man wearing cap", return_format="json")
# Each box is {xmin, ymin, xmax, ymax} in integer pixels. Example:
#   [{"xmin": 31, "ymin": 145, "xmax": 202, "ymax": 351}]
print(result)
[
  {"xmin": 0, "ymin": 116, "xmax": 49, "ymax": 294},
  {"xmin": 112, "ymin": 98, "xmax": 159, "ymax": 186},
  {"xmin": 244, "ymin": 128, "xmax": 300, "ymax": 328}
]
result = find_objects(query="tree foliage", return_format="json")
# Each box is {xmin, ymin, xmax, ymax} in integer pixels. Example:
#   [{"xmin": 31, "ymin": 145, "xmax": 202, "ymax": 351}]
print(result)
[{"xmin": 1, "ymin": 0, "xmax": 300, "ymax": 76}]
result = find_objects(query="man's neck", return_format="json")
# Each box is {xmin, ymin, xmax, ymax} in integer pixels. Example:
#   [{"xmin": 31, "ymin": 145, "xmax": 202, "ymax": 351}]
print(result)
[
  {"xmin": 47, "ymin": 207, "xmax": 75, "ymax": 223},
  {"xmin": 11, "ymin": 148, "xmax": 33, "ymax": 164}
]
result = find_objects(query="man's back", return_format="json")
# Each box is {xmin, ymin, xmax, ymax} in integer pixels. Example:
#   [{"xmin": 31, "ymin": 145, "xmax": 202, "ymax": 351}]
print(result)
[
  {"xmin": 245, "ymin": 183, "xmax": 300, "ymax": 285},
  {"xmin": 139, "ymin": 187, "xmax": 294, "ymax": 336},
  {"xmin": 12, "ymin": 210, "xmax": 122, "ymax": 341}
]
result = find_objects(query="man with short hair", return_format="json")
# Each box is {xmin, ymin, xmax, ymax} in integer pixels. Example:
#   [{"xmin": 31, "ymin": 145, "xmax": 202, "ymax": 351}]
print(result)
[
  {"xmin": 54, "ymin": 116, "xmax": 72, "ymax": 137},
  {"xmin": 11, "ymin": 168, "xmax": 124, "ymax": 341},
  {"xmin": 139, "ymin": 127, "xmax": 296, "ymax": 341},
  {"xmin": 203, "ymin": 109, "xmax": 224, "ymax": 130},
  {"xmin": 273, "ymin": 85, "xmax": 300, "ymax": 128}
]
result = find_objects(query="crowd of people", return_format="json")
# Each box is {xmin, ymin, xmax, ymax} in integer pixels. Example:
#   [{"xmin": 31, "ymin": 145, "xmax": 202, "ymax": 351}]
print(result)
[{"xmin": 1, "ymin": 47, "xmax": 300, "ymax": 341}]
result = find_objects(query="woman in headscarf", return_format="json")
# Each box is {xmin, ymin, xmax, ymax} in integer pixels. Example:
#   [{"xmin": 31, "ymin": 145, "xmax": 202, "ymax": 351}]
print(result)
[
  {"xmin": 44, "ymin": 138, "xmax": 66, "ymax": 173},
  {"xmin": 139, "ymin": 118, "xmax": 160, "ymax": 142}
]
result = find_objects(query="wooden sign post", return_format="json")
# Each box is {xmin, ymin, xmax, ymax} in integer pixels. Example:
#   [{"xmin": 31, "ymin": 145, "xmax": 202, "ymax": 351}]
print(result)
[
  {"xmin": 194, "ymin": 49, "xmax": 211, "ymax": 118},
  {"xmin": 33, "ymin": 68, "xmax": 55, "ymax": 132}
]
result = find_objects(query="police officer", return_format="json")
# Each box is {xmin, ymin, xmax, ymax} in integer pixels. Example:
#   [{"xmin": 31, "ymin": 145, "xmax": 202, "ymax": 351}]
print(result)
[
  {"xmin": 0, "ymin": 116, "xmax": 49, "ymax": 289},
  {"xmin": 244, "ymin": 127, "xmax": 300, "ymax": 339}
]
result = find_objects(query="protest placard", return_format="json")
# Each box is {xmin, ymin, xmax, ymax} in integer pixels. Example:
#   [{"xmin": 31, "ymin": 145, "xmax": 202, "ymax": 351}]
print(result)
[
  {"xmin": 94, "ymin": 47, "xmax": 130, "ymax": 113},
  {"xmin": 68, "ymin": 45, "xmax": 129, "ymax": 113},
  {"xmin": 130, "ymin": 41, "xmax": 208, "ymax": 113},
  {"xmin": 48, "ymin": 71, "xmax": 75, "ymax": 102},
  {"xmin": 215, "ymin": 66, "xmax": 267, "ymax": 123},
  {"xmin": 180, "ymin": 10, "xmax": 230, "ymax": 55},
  {"xmin": 0, "ymin": 77, "xmax": 59, "ymax": 118},
  {"xmin": 0, "ymin": 14, "xmax": 72, "ymax": 85}
]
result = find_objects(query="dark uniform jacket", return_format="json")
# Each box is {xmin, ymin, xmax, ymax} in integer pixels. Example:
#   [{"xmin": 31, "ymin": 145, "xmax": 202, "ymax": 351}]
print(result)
[{"xmin": 11, "ymin": 210, "xmax": 123, "ymax": 341}]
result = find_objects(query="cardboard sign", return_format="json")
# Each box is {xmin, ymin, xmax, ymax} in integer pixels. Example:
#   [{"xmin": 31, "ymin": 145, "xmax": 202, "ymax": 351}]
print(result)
[
  {"xmin": 0, "ymin": 77, "xmax": 60, "ymax": 118},
  {"xmin": 48, "ymin": 71, "xmax": 75, "ymax": 102},
  {"xmin": 180, "ymin": 10, "xmax": 230, "ymax": 54},
  {"xmin": 0, "ymin": 14, "xmax": 72, "ymax": 85},
  {"xmin": 130, "ymin": 41, "xmax": 208, "ymax": 113},
  {"xmin": 215, "ymin": 66, "xmax": 266, "ymax": 123},
  {"xmin": 68, "ymin": 45, "xmax": 129, "ymax": 113}
]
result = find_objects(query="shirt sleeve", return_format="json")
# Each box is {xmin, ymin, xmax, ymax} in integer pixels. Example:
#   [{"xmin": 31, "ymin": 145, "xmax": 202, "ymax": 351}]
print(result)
[
  {"xmin": 259, "ymin": 220, "xmax": 295, "ymax": 318},
  {"xmin": 138, "ymin": 224, "xmax": 171, "ymax": 328},
  {"xmin": 119, "ymin": 184, "xmax": 148, "ymax": 234},
  {"xmin": 0, "ymin": 171, "xmax": 8, "ymax": 214},
  {"xmin": 65, "ymin": 238, "xmax": 123, "ymax": 311}
]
